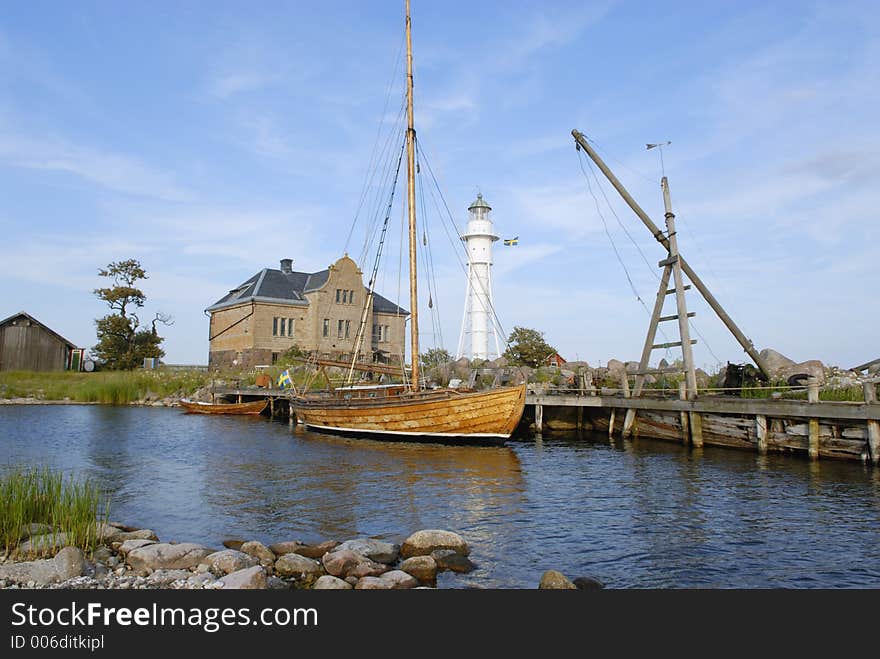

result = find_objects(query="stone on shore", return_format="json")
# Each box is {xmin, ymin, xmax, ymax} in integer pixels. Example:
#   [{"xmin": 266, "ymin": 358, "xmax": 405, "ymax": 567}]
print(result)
[
  {"xmin": 218, "ymin": 566, "xmax": 267, "ymax": 590},
  {"xmin": 430, "ymin": 549, "xmax": 475, "ymax": 573},
  {"xmin": 758, "ymin": 348, "xmax": 797, "ymax": 377},
  {"xmin": 202, "ymin": 549, "xmax": 259, "ymax": 576},
  {"xmin": 240, "ymin": 540, "xmax": 275, "ymax": 567},
  {"xmin": 126, "ymin": 542, "xmax": 214, "ymax": 574},
  {"xmin": 336, "ymin": 538, "xmax": 400, "ymax": 564},
  {"xmin": 268, "ymin": 540, "xmax": 303, "ymax": 556},
  {"xmin": 401, "ymin": 530, "xmax": 469, "ymax": 558},
  {"xmin": 539, "ymin": 570, "xmax": 577, "ymax": 589},
  {"xmin": 222, "ymin": 540, "xmax": 245, "ymax": 550},
  {"xmin": 17, "ymin": 523, "xmax": 53, "ymax": 542},
  {"xmin": 274, "ymin": 553, "xmax": 325, "ymax": 585},
  {"xmin": 95, "ymin": 523, "xmax": 158, "ymax": 544},
  {"xmin": 118, "ymin": 539, "xmax": 156, "ymax": 556},
  {"xmin": 573, "ymin": 576, "xmax": 605, "ymax": 590},
  {"xmin": 148, "ymin": 569, "xmax": 193, "ymax": 585},
  {"xmin": 399, "ymin": 555, "xmax": 438, "ymax": 584},
  {"xmin": 321, "ymin": 549, "xmax": 387, "ymax": 579},
  {"xmin": 313, "ymin": 575, "xmax": 353, "ymax": 590},
  {"xmin": 355, "ymin": 570, "xmax": 419, "ymax": 590},
  {"xmin": 0, "ymin": 546, "xmax": 84, "ymax": 585},
  {"xmin": 14, "ymin": 533, "xmax": 71, "ymax": 558}
]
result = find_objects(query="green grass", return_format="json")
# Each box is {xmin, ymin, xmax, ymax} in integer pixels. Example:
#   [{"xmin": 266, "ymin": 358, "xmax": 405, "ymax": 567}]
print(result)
[
  {"xmin": 0, "ymin": 369, "xmax": 212, "ymax": 404},
  {"xmin": 0, "ymin": 466, "xmax": 110, "ymax": 555}
]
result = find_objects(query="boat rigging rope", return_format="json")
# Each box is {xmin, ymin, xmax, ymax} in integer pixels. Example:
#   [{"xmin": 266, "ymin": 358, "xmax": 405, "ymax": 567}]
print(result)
[
  {"xmin": 346, "ymin": 139, "xmax": 407, "ymax": 385},
  {"xmin": 343, "ymin": 30, "xmax": 407, "ymax": 257},
  {"xmin": 415, "ymin": 140, "xmax": 444, "ymax": 350}
]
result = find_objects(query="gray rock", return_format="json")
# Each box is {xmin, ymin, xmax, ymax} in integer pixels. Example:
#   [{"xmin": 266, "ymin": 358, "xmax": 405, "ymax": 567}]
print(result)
[
  {"xmin": 401, "ymin": 530, "xmax": 469, "ymax": 558},
  {"xmin": 17, "ymin": 523, "xmax": 53, "ymax": 542},
  {"xmin": 758, "ymin": 348, "xmax": 797, "ymax": 377},
  {"xmin": 267, "ymin": 576, "xmax": 290, "ymax": 590},
  {"xmin": 202, "ymin": 549, "xmax": 258, "ymax": 576},
  {"xmin": 399, "ymin": 555, "xmax": 438, "ymax": 584},
  {"xmin": 222, "ymin": 539, "xmax": 245, "ymax": 550},
  {"xmin": 781, "ymin": 360, "xmax": 826, "ymax": 385},
  {"xmin": 355, "ymin": 570, "xmax": 418, "ymax": 590},
  {"xmin": 126, "ymin": 543, "xmax": 214, "ymax": 573},
  {"xmin": 0, "ymin": 557, "xmax": 62, "ymax": 585},
  {"xmin": 95, "ymin": 523, "xmax": 158, "ymax": 544},
  {"xmin": 240, "ymin": 541, "xmax": 275, "ymax": 567},
  {"xmin": 118, "ymin": 539, "xmax": 156, "ymax": 556},
  {"xmin": 92, "ymin": 546, "xmax": 114, "ymax": 563},
  {"xmin": 430, "ymin": 549, "xmax": 475, "ymax": 573},
  {"xmin": 53, "ymin": 546, "xmax": 85, "ymax": 581},
  {"xmin": 15, "ymin": 533, "xmax": 70, "ymax": 558},
  {"xmin": 573, "ymin": 576, "xmax": 605, "ymax": 590},
  {"xmin": 148, "ymin": 569, "xmax": 192, "ymax": 585},
  {"xmin": 186, "ymin": 573, "xmax": 217, "ymax": 588},
  {"xmin": 218, "ymin": 566, "xmax": 267, "ymax": 590},
  {"xmin": 336, "ymin": 538, "xmax": 400, "ymax": 564},
  {"xmin": 321, "ymin": 549, "xmax": 386, "ymax": 578},
  {"xmin": 268, "ymin": 540, "xmax": 303, "ymax": 556},
  {"xmin": 539, "ymin": 570, "xmax": 577, "ymax": 589},
  {"xmin": 274, "ymin": 553, "xmax": 325, "ymax": 584},
  {"xmin": 312, "ymin": 575, "xmax": 353, "ymax": 590}
]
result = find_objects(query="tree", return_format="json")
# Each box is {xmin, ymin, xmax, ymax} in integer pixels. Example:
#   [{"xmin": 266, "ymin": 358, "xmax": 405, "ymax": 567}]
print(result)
[
  {"xmin": 420, "ymin": 347, "xmax": 452, "ymax": 369},
  {"xmin": 92, "ymin": 259, "xmax": 172, "ymax": 369},
  {"xmin": 502, "ymin": 326, "xmax": 556, "ymax": 368}
]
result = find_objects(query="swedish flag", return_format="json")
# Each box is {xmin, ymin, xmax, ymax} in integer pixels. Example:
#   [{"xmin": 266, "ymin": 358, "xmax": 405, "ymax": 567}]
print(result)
[
  {"xmin": 277, "ymin": 369, "xmax": 292, "ymax": 389},
  {"xmin": 503, "ymin": 236, "xmax": 519, "ymax": 246}
]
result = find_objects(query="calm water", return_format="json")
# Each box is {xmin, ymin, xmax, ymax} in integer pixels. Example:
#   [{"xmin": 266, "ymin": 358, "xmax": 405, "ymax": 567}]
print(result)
[{"xmin": 2, "ymin": 405, "xmax": 879, "ymax": 588}]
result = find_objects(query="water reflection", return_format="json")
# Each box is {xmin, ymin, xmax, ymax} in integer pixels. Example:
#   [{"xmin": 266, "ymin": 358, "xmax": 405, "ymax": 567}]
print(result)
[{"xmin": 1, "ymin": 406, "xmax": 879, "ymax": 588}]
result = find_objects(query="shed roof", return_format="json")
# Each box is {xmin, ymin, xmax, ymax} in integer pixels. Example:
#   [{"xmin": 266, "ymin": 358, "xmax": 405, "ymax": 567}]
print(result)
[{"xmin": 0, "ymin": 311, "xmax": 78, "ymax": 349}]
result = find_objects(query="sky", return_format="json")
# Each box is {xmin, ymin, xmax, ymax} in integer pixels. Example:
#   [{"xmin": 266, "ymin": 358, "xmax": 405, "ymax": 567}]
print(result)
[{"xmin": 1, "ymin": 0, "xmax": 877, "ymax": 371}]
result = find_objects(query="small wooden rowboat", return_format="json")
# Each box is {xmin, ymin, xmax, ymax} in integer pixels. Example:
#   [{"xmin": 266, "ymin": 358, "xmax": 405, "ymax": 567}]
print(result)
[{"xmin": 179, "ymin": 399, "xmax": 268, "ymax": 415}]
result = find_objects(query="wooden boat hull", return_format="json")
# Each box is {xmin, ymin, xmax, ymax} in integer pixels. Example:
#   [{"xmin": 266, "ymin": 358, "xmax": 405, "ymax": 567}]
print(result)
[
  {"xmin": 291, "ymin": 384, "xmax": 526, "ymax": 444},
  {"xmin": 179, "ymin": 399, "xmax": 268, "ymax": 415}
]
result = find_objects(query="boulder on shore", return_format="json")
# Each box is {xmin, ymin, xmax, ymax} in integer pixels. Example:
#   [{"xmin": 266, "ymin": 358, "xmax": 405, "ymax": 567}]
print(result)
[
  {"xmin": 218, "ymin": 566, "xmax": 267, "ymax": 590},
  {"xmin": 538, "ymin": 570, "xmax": 577, "ymax": 589},
  {"xmin": 126, "ymin": 542, "xmax": 214, "ymax": 574},
  {"xmin": 335, "ymin": 538, "xmax": 400, "ymax": 564},
  {"xmin": 401, "ymin": 530, "xmax": 469, "ymax": 558}
]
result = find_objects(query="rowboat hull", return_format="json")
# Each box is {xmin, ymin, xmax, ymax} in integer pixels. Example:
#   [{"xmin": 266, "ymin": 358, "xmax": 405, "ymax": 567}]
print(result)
[
  {"xmin": 179, "ymin": 399, "xmax": 268, "ymax": 415},
  {"xmin": 291, "ymin": 383, "xmax": 526, "ymax": 444}
]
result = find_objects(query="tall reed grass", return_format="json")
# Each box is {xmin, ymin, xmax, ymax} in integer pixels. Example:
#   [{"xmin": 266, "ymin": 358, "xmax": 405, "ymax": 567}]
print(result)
[
  {"xmin": 0, "ymin": 369, "xmax": 212, "ymax": 404},
  {"xmin": 0, "ymin": 466, "xmax": 110, "ymax": 555}
]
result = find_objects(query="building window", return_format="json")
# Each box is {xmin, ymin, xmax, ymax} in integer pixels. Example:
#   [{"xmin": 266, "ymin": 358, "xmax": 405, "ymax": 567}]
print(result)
[
  {"xmin": 272, "ymin": 352, "xmax": 279, "ymax": 364},
  {"xmin": 288, "ymin": 318, "xmax": 294, "ymax": 337},
  {"xmin": 279, "ymin": 318, "xmax": 286, "ymax": 336},
  {"xmin": 337, "ymin": 319, "xmax": 344, "ymax": 338},
  {"xmin": 372, "ymin": 323, "xmax": 379, "ymax": 342},
  {"xmin": 273, "ymin": 317, "xmax": 278, "ymax": 336},
  {"xmin": 336, "ymin": 289, "xmax": 341, "ymax": 303},
  {"xmin": 323, "ymin": 319, "xmax": 330, "ymax": 337},
  {"xmin": 382, "ymin": 325, "xmax": 389, "ymax": 342},
  {"xmin": 344, "ymin": 320, "xmax": 350, "ymax": 339},
  {"xmin": 349, "ymin": 290, "xmax": 355, "ymax": 305},
  {"xmin": 342, "ymin": 290, "xmax": 348, "ymax": 304}
]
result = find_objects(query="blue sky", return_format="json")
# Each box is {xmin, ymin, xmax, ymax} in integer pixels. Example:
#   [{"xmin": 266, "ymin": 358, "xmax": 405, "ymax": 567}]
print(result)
[{"xmin": 1, "ymin": 1, "xmax": 877, "ymax": 370}]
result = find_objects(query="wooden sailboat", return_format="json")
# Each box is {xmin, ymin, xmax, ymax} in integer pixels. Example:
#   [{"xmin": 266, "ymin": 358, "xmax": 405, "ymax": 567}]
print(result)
[{"xmin": 290, "ymin": 0, "xmax": 526, "ymax": 444}]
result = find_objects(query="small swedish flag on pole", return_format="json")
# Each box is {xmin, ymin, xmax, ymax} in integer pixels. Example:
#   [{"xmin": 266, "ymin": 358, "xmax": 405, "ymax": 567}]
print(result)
[
  {"xmin": 503, "ymin": 236, "xmax": 519, "ymax": 246},
  {"xmin": 278, "ymin": 369, "xmax": 292, "ymax": 389}
]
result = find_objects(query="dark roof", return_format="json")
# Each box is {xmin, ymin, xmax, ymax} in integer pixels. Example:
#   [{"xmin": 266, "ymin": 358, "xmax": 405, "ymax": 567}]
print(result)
[
  {"xmin": 0, "ymin": 311, "xmax": 77, "ymax": 349},
  {"xmin": 207, "ymin": 267, "xmax": 408, "ymax": 315}
]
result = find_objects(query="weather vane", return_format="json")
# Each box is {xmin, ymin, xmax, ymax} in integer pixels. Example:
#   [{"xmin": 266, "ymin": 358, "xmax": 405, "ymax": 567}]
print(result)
[{"xmin": 646, "ymin": 141, "xmax": 671, "ymax": 177}]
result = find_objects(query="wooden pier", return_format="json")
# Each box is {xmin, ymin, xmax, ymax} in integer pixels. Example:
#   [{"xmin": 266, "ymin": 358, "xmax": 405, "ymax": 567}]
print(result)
[{"xmin": 527, "ymin": 379, "xmax": 880, "ymax": 464}]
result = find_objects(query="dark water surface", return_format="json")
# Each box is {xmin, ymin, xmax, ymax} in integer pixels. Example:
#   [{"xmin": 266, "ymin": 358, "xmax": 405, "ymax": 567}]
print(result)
[{"xmin": 2, "ymin": 405, "xmax": 879, "ymax": 588}]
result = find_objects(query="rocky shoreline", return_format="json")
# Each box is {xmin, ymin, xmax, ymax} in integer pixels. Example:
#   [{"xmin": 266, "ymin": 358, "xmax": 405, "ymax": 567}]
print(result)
[{"xmin": 0, "ymin": 522, "xmax": 602, "ymax": 590}]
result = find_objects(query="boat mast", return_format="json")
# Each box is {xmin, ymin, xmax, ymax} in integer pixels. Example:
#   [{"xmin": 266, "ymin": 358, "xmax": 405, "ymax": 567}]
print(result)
[{"xmin": 405, "ymin": 0, "xmax": 420, "ymax": 390}]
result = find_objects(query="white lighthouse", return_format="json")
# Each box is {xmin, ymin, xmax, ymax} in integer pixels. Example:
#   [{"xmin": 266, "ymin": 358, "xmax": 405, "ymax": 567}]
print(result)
[{"xmin": 456, "ymin": 193, "xmax": 503, "ymax": 361}]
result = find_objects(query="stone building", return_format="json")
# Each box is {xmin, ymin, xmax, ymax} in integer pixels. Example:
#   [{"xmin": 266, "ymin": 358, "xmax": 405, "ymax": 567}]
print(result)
[{"xmin": 205, "ymin": 256, "xmax": 408, "ymax": 369}]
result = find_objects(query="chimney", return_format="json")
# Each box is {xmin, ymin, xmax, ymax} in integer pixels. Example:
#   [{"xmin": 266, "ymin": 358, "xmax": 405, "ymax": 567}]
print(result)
[{"xmin": 280, "ymin": 258, "xmax": 293, "ymax": 274}]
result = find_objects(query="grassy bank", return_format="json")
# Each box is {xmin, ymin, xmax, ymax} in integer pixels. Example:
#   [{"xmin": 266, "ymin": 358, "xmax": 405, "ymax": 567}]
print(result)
[
  {"xmin": 0, "ymin": 369, "xmax": 212, "ymax": 404},
  {"xmin": 0, "ymin": 466, "xmax": 109, "ymax": 555}
]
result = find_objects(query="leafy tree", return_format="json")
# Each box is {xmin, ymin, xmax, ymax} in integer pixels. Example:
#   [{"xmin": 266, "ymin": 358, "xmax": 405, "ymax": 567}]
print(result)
[
  {"xmin": 92, "ymin": 259, "xmax": 172, "ymax": 369},
  {"xmin": 421, "ymin": 347, "xmax": 452, "ymax": 369},
  {"xmin": 502, "ymin": 326, "xmax": 556, "ymax": 368}
]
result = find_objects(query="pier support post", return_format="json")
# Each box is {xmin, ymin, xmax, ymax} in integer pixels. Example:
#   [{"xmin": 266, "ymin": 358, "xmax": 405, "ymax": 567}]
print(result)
[
  {"xmin": 577, "ymin": 406, "xmax": 583, "ymax": 432},
  {"xmin": 678, "ymin": 381, "xmax": 690, "ymax": 445},
  {"xmin": 535, "ymin": 404, "xmax": 543, "ymax": 433},
  {"xmin": 608, "ymin": 410, "xmax": 616, "ymax": 438},
  {"xmin": 689, "ymin": 411, "xmax": 704, "ymax": 448},
  {"xmin": 621, "ymin": 373, "xmax": 637, "ymax": 437},
  {"xmin": 269, "ymin": 397, "xmax": 275, "ymax": 418},
  {"xmin": 755, "ymin": 415, "xmax": 768, "ymax": 455},
  {"xmin": 808, "ymin": 377, "xmax": 820, "ymax": 460},
  {"xmin": 864, "ymin": 381, "xmax": 879, "ymax": 465}
]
